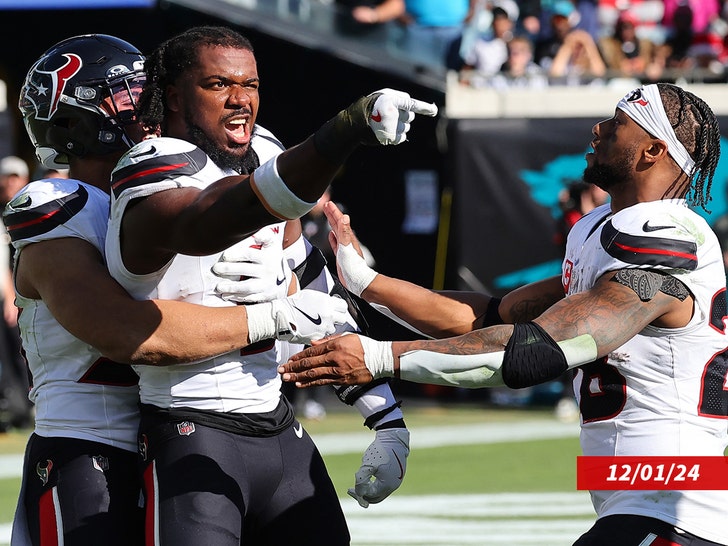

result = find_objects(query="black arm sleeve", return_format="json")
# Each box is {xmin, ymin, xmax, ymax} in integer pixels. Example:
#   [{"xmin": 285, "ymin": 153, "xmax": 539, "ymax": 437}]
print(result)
[{"xmin": 502, "ymin": 322, "xmax": 568, "ymax": 389}]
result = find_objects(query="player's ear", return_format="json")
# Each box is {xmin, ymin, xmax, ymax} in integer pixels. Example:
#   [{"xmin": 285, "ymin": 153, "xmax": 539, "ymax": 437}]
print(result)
[{"xmin": 643, "ymin": 139, "xmax": 668, "ymax": 165}]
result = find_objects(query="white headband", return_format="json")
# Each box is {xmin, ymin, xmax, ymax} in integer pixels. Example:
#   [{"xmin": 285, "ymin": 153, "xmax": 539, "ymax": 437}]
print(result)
[{"xmin": 617, "ymin": 84, "xmax": 695, "ymax": 176}]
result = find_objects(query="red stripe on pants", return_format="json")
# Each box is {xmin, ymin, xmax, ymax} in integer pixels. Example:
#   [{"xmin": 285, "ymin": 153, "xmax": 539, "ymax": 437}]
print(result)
[
  {"xmin": 143, "ymin": 462, "xmax": 156, "ymax": 546},
  {"xmin": 38, "ymin": 488, "xmax": 59, "ymax": 546}
]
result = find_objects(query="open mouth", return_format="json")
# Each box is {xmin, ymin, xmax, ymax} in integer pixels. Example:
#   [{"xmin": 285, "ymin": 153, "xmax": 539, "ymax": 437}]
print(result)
[{"xmin": 224, "ymin": 117, "xmax": 250, "ymax": 145}]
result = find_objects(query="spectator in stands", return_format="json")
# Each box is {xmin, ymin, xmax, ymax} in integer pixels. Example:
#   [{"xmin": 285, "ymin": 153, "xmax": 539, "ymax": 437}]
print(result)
[
  {"xmin": 0, "ymin": 156, "xmax": 30, "ymax": 207},
  {"xmin": 599, "ymin": 10, "xmax": 657, "ymax": 78},
  {"xmin": 515, "ymin": 0, "xmax": 542, "ymax": 39},
  {"xmin": 655, "ymin": 2, "xmax": 697, "ymax": 73},
  {"xmin": 663, "ymin": 0, "xmax": 720, "ymax": 34},
  {"xmin": 572, "ymin": 0, "xmax": 601, "ymax": 41},
  {"xmin": 653, "ymin": 2, "xmax": 727, "ymax": 79},
  {"xmin": 537, "ymin": 0, "xmax": 599, "ymax": 41},
  {"xmin": 549, "ymin": 29, "xmax": 606, "ymax": 79},
  {"xmin": 474, "ymin": 34, "xmax": 548, "ymax": 88},
  {"xmin": 596, "ymin": 0, "xmax": 667, "ymax": 46},
  {"xmin": 534, "ymin": 0, "xmax": 604, "ymax": 78},
  {"xmin": 365, "ymin": 0, "xmax": 478, "ymax": 69},
  {"xmin": 460, "ymin": 7, "xmax": 516, "ymax": 75}
]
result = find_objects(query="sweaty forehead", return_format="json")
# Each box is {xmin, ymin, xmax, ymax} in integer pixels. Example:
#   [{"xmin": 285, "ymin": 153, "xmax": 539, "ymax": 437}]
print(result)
[{"xmin": 192, "ymin": 45, "xmax": 258, "ymax": 79}]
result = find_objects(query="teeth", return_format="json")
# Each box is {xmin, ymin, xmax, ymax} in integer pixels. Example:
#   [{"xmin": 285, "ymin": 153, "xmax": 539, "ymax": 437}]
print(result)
[{"xmin": 228, "ymin": 119, "xmax": 246, "ymax": 126}]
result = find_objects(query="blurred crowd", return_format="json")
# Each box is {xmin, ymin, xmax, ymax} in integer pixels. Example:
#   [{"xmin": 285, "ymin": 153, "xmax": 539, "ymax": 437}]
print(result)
[{"xmin": 334, "ymin": 0, "xmax": 728, "ymax": 86}]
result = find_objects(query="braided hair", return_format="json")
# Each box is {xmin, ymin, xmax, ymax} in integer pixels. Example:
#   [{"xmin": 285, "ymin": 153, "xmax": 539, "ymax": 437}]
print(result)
[
  {"xmin": 657, "ymin": 83, "xmax": 721, "ymax": 212},
  {"xmin": 138, "ymin": 26, "xmax": 254, "ymax": 132}
]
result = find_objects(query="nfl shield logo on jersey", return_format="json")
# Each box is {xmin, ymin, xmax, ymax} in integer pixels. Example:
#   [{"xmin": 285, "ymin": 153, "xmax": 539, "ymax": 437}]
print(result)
[{"xmin": 177, "ymin": 421, "xmax": 196, "ymax": 436}]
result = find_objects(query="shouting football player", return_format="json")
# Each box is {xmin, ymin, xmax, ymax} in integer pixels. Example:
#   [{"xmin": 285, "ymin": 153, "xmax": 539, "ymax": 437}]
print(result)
[{"xmin": 104, "ymin": 25, "xmax": 436, "ymax": 546}]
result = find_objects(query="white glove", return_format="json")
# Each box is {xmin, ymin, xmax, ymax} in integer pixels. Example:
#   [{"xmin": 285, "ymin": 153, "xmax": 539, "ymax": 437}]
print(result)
[
  {"xmin": 367, "ymin": 88, "xmax": 438, "ymax": 145},
  {"xmin": 213, "ymin": 229, "xmax": 290, "ymax": 303},
  {"xmin": 348, "ymin": 428, "xmax": 410, "ymax": 508},
  {"xmin": 246, "ymin": 289, "xmax": 348, "ymax": 344}
]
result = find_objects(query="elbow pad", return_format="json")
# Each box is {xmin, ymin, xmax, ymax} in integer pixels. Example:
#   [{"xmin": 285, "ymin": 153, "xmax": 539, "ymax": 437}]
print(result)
[
  {"xmin": 502, "ymin": 322, "xmax": 567, "ymax": 389},
  {"xmin": 502, "ymin": 322, "xmax": 598, "ymax": 389}
]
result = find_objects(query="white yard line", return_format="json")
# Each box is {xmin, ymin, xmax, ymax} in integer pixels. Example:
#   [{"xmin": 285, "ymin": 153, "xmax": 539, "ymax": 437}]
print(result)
[
  {"xmin": 343, "ymin": 492, "xmax": 594, "ymax": 546},
  {"xmin": 313, "ymin": 419, "xmax": 579, "ymax": 455}
]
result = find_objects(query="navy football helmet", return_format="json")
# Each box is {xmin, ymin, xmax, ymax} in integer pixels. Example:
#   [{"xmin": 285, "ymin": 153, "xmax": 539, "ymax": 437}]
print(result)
[{"xmin": 19, "ymin": 34, "xmax": 146, "ymax": 168}]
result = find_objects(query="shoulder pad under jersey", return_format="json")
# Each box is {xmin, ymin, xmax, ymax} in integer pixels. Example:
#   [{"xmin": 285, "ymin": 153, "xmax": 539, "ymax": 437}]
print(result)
[
  {"xmin": 252, "ymin": 125, "xmax": 285, "ymax": 163},
  {"xmin": 3, "ymin": 179, "xmax": 109, "ymax": 251},
  {"xmin": 111, "ymin": 136, "xmax": 209, "ymax": 199},
  {"xmin": 602, "ymin": 201, "xmax": 700, "ymax": 271}
]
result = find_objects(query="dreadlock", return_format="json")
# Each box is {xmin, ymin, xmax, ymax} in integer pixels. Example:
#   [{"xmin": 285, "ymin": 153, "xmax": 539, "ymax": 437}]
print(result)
[
  {"xmin": 657, "ymin": 82, "xmax": 721, "ymax": 212},
  {"xmin": 138, "ymin": 26, "xmax": 254, "ymax": 132}
]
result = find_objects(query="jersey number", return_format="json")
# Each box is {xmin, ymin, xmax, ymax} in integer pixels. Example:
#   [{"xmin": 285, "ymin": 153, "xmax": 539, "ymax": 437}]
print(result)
[{"xmin": 578, "ymin": 288, "xmax": 728, "ymax": 421}]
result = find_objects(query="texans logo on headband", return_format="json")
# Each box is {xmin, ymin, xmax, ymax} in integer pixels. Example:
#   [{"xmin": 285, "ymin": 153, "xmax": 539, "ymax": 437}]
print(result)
[{"xmin": 625, "ymin": 89, "xmax": 648, "ymax": 107}]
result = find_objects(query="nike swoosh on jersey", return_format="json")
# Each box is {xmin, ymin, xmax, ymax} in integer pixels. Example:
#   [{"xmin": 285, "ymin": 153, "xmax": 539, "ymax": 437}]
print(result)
[
  {"xmin": 371, "ymin": 112, "xmax": 382, "ymax": 123},
  {"xmin": 292, "ymin": 306, "xmax": 322, "ymax": 325},
  {"xmin": 642, "ymin": 220, "xmax": 676, "ymax": 232},
  {"xmin": 294, "ymin": 423, "xmax": 304, "ymax": 438},
  {"xmin": 5, "ymin": 185, "xmax": 89, "ymax": 243},
  {"xmin": 276, "ymin": 276, "xmax": 286, "ymax": 286},
  {"xmin": 601, "ymin": 219, "xmax": 697, "ymax": 270},
  {"xmin": 7, "ymin": 193, "xmax": 32, "ymax": 210},
  {"xmin": 129, "ymin": 145, "xmax": 157, "ymax": 159}
]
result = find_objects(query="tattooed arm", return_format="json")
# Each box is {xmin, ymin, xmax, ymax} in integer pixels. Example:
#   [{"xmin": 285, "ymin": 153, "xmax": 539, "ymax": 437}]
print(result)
[{"xmin": 280, "ymin": 270, "xmax": 692, "ymax": 387}]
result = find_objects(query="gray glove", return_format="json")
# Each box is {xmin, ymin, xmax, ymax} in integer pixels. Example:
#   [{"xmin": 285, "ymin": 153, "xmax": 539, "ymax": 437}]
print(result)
[{"xmin": 348, "ymin": 428, "xmax": 410, "ymax": 508}]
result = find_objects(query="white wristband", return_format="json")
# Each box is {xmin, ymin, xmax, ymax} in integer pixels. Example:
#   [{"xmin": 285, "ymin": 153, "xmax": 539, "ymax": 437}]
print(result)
[
  {"xmin": 337, "ymin": 243, "xmax": 378, "ymax": 297},
  {"xmin": 251, "ymin": 155, "xmax": 317, "ymax": 220},
  {"xmin": 245, "ymin": 302, "xmax": 276, "ymax": 344},
  {"xmin": 353, "ymin": 383, "xmax": 404, "ymax": 428},
  {"xmin": 359, "ymin": 335, "xmax": 394, "ymax": 379}
]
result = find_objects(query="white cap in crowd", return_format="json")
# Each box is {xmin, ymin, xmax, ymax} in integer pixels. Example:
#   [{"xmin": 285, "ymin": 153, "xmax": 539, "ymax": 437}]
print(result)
[{"xmin": 0, "ymin": 156, "xmax": 29, "ymax": 179}]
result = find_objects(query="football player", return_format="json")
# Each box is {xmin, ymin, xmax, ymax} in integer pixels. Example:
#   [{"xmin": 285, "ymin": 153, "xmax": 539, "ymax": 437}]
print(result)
[
  {"xmin": 104, "ymin": 25, "xmax": 436, "ymax": 546},
  {"xmin": 282, "ymin": 83, "xmax": 728, "ymax": 546}
]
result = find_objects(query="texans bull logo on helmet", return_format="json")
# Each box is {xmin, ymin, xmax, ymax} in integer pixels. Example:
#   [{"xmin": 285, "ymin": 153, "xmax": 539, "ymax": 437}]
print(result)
[{"xmin": 21, "ymin": 53, "xmax": 83, "ymax": 122}]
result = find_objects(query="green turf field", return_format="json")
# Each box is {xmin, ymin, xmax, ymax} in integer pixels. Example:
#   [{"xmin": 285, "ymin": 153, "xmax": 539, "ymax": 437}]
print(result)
[{"xmin": 0, "ymin": 402, "xmax": 593, "ymax": 545}]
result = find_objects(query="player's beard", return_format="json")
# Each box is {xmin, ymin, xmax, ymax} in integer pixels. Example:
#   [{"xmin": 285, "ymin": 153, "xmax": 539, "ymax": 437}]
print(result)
[
  {"xmin": 185, "ymin": 113, "xmax": 257, "ymax": 174},
  {"xmin": 583, "ymin": 144, "xmax": 636, "ymax": 192}
]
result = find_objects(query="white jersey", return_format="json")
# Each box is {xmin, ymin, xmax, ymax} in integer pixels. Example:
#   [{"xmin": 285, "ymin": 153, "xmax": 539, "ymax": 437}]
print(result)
[
  {"xmin": 4, "ymin": 179, "xmax": 140, "ymax": 452},
  {"xmin": 106, "ymin": 126, "xmax": 287, "ymax": 414},
  {"xmin": 564, "ymin": 200, "xmax": 728, "ymax": 543}
]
